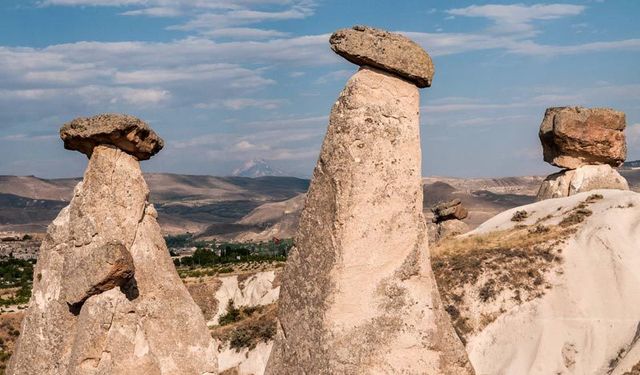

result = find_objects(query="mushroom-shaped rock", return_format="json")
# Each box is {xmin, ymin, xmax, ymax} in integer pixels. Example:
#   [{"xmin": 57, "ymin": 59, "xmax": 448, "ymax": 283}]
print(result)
[
  {"xmin": 330, "ymin": 25, "xmax": 434, "ymax": 88},
  {"xmin": 539, "ymin": 107, "xmax": 626, "ymax": 169},
  {"xmin": 266, "ymin": 52, "xmax": 473, "ymax": 374},
  {"xmin": 9, "ymin": 138, "xmax": 216, "ymax": 372},
  {"xmin": 60, "ymin": 113, "xmax": 164, "ymax": 160}
]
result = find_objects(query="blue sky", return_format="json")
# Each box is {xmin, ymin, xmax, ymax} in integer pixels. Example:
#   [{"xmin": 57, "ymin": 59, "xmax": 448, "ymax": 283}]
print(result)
[{"xmin": 0, "ymin": 0, "xmax": 638, "ymax": 178}]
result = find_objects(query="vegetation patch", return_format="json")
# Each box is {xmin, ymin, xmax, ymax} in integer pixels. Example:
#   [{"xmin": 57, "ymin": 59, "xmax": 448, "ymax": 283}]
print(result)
[
  {"xmin": 585, "ymin": 193, "xmax": 604, "ymax": 203},
  {"xmin": 432, "ymin": 195, "xmax": 602, "ymax": 342},
  {"xmin": 0, "ymin": 312, "xmax": 24, "ymax": 374},
  {"xmin": 171, "ymin": 237, "xmax": 290, "ymax": 279},
  {"xmin": 510, "ymin": 210, "xmax": 529, "ymax": 222},
  {"xmin": 559, "ymin": 208, "xmax": 592, "ymax": 227},
  {"xmin": 172, "ymin": 238, "xmax": 291, "ymax": 268},
  {"xmin": 211, "ymin": 302, "xmax": 277, "ymax": 351},
  {"xmin": 0, "ymin": 258, "xmax": 33, "ymax": 308},
  {"xmin": 432, "ymin": 224, "xmax": 565, "ymax": 341}
]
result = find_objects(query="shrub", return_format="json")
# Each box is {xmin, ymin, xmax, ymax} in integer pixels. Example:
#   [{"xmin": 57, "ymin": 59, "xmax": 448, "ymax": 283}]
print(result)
[
  {"xmin": 511, "ymin": 210, "xmax": 529, "ymax": 222},
  {"xmin": 218, "ymin": 300, "xmax": 241, "ymax": 326}
]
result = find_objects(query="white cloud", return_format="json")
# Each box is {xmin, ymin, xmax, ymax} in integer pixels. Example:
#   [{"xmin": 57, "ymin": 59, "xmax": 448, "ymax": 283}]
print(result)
[
  {"xmin": 629, "ymin": 123, "xmax": 640, "ymax": 146},
  {"xmin": 506, "ymin": 38, "xmax": 640, "ymax": 56},
  {"xmin": 447, "ymin": 4, "xmax": 585, "ymax": 35},
  {"xmin": 222, "ymin": 98, "xmax": 286, "ymax": 110},
  {"xmin": 232, "ymin": 140, "xmax": 270, "ymax": 151},
  {"xmin": 203, "ymin": 28, "xmax": 289, "ymax": 39},
  {"xmin": 405, "ymin": 3, "xmax": 640, "ymax": 58},
  {"xmin": 121, "ymin": 7, "xmax": 181, "ymax": 17},
  {"xmin": 171, "ymin": 6, "xmax": 313, "ymax": 31},
  {"xmin": 404, "ymin": 31, "xmax": 640, "ymax": 57},
  {"xmin": 314, "ymin": 69, "xmax": 353, "ymax": 84},
  {"xmin": 44, "ymin": 0, "xmax": 316, "ymax": 40}
]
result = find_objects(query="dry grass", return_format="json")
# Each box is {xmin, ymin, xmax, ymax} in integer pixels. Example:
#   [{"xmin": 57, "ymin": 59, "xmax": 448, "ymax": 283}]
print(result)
[
  {"xmin": 0, "ymin": 312, "xmax": 24, "ymax": 374},
  {"xmin": 185, "ymin": 279, "xmax": 222, "ymax": 321},
  {"xmin": 432, "ymin": 224, "xmax": 568, "ymax": 341},
  {"xmin": 510, "ymin": 210, "xmax": 530, "ymax": 222},
  {"xmin": 431, "ymin": 195, "xmax": 601, "ymax": 342}
]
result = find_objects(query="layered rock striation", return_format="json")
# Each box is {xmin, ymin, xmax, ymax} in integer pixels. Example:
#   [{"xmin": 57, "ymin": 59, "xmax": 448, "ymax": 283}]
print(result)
[
  {"xmin": 266, "ymin": 26, "xmax": 473, "ymax": 375},
  {"xmin": 9, "ymin": 114, "xmax": 216, "ymax": 375}
]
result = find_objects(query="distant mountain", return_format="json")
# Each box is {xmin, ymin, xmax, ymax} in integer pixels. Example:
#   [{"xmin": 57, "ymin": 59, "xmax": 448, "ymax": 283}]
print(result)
[
  {"xmin": 622, "ymin": 160, "xmax": 640, "ymax": 169},
  {"xmin": 232, "ymin": 159, "xmax": 286, "ymax": 178},
  {"xmin": 0, "ymin": 174, "xmax": 309, "ymax": 234},
  {"xmin": 1, "ymin": 171, "xmax": 638, "ymax": 238}
]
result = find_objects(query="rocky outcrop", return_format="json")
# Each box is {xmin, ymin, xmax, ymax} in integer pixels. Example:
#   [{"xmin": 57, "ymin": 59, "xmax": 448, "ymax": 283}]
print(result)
[
  {"xmin": 537, "ymin": 164, "xmax": 629, "ymax": 200},
  {"xmin": 187, "ymin": 271, "xmax": 281, "ymax": 327},
  {"xmin": 432, "ymin": 199, "xmax": 468, "ymax": 222},
  {"xmin": 430, "ymin": 199, "xmax": 470, "ymax": 243},
  {"xmin": 432, "ymin": 190, "xmax": 640, "ymax": 374},
  {"xmin": 8, "ymin": 115, "xmax": 216, "ymax": 375},
  {"xmin": 435, "ymin": 220, "xmax": 470, "ymax": 242},
  {"xmin": 539, "ymin": 107, "xmax": 626, "ymax": 169},
  {"xmin": 266, "ymin": 26, "xmax": 473, "ymax": 375},
  {"xmin": 60, "ymin": 113, "xmax": 164, "ymax": 160},
  {"xmin": 537, "ymin": 107, "xmax": 629, "ymax": 200},
  {"xmin": 330, "ymin": 25, "xmax": 435, "ymax": 88}
]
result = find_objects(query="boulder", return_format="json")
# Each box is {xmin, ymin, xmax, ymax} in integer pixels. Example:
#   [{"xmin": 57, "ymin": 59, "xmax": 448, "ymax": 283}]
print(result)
[
  {"xmin": 537, "ymin": 164, "xmax": 629, "ymax": 200},
  {"xmin": 539, "ymin": 107, "xmax": 626, "ymax": 169},
  {"xmin": 330, "ymin": 25, "xmax": 435, "ymax": 88},
  {"xmin": 437, "ymin": 220, "xmax": 470, "ymax": 241},
  {"xmin": 60, "ymin": 113, "xmax": 164, "ymax": 160},
  {"xmin": 265, "ymin": 66, "xmax": 473, "ymax": 374},
  {"xmin": 432, "ymin": 199, "xmax": 469, "ymax": 222},
  {"xmin": 8, "ymin": 117, "xmax": 216, "ymax": 374}
]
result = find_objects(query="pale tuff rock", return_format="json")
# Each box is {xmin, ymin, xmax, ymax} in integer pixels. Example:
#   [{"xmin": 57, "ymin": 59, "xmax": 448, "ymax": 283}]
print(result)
[
  {"xmin": 435, "ymin": 220, "xmax": 470, "ymax": 242},
  {"xmin": 266, "ymin": 66, "xmax": 473, "ymax": 374},
  {"xmin": 537, "ymin": 164, "xmax": 629, "ymax": 200},
  {"xmin": 539, "ymin": 107, "xmax": 626, "ymax": 169},
  {"xmin": 9, "ymin": 116, "xmax": 215, "ymax": 374},
  {"xmin": 60, "ymin": 113, "xmax": 164, "ymax": 160},
  {"xmin": 453, "ymin": 190, "xmax": 640, "ymax": 374},
  {"xmin": 330, "ymin": 25, "xmax": 435, "ymax": 87},
  {"xmin": 537, "ymin": 107, "xmax": 629, "ymax": 200},
  {"xmin": 64, "ymin": 241, "xmax": 135, "ymax": 308}
]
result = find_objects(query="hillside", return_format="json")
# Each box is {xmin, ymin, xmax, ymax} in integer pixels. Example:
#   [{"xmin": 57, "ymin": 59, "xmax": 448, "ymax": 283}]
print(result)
[
  {"xmin": 0, "ymin": 174, "xmax": 309, "ymax": 235},
  {"xmin": 432, "ymin": 189, "xmax": 640, "ymax": 374},
  {"xmin": 1, "ymin": 170, "xmax": 638, "ymax": 239}
]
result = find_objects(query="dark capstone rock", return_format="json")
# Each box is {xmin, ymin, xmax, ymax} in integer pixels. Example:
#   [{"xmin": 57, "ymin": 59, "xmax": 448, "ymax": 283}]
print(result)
[
  {"xmin": 60, "ymin": 113, "xmax": 164, "ymax": 160},
  {"xmin": 432, "ymin": 199, "xmax": 468, "ymax": 223},
  {"xmin": 330, "ymin": 25, "xmax": 435, "ymax": 88},
  {"xmin": 539, "ymin": 107, "xmax": 626, "ymax": 169}
]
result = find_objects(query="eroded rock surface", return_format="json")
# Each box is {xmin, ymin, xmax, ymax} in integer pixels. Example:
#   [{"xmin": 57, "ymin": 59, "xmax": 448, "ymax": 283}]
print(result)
[
  {"xmin": 539, "ymin": 107, "xmax": 626, "ymax": 169},
  {"xmin": 432, "ymin": 199, "xmax": 468, "ymax": 223},
  {"xmin": 434, "ymin": 190, "xmax": 640, "ymax": 374},
  {"xmin": 265, "ymin": 66, "xmax": 473, "ymax": 374},
  {"xmin": 537, "ymin": 107, "xmax": 629, "ymax": 200},
  {"xmin": 330, "ymin": 25, "xmax": 435, "ymax": 88},
  {"xmin": 60, "ymin": 114, "xmax": 164, "ymax": 160},
  {"xmin": 9, "ymin": 118, "xmax": 215, "ymax": 374},
  {"xmin": 537, "ymin": 164, "xmax": 629, "ymax": 200}
]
